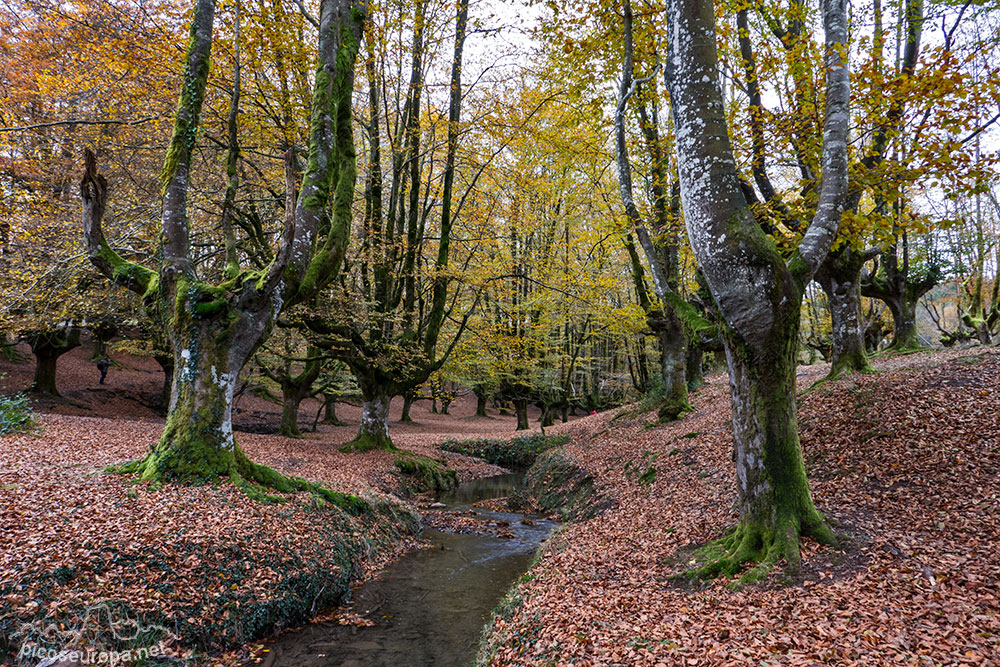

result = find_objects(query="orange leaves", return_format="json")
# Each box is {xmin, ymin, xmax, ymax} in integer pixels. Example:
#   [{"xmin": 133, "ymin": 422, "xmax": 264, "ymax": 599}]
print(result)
[{"xmin": 478, "ymin": 348, "xmax": 1000, "ymax": 665}]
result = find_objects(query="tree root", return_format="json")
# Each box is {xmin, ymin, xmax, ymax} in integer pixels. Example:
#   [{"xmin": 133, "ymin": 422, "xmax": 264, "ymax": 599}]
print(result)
[
  {"xmin": 339, "ymin": 431, "xmax": 397, "ymax": 453},
  {"xmin": 106, "ymin": 447, "xmax": 371, "ymax": 513},
  {"xmin": 686, "ymin": 512, "xmax": 837, "ymax": 586}
]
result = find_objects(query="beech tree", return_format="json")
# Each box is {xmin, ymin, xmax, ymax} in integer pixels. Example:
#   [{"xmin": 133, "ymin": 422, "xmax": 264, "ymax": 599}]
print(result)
[
  {"xmin": 81, "ymin": 0, "xmax": 366, "ymax": 486},
  {"xmin": 664, "ymin": 0, "xmax": 848, "ymax": 573}
]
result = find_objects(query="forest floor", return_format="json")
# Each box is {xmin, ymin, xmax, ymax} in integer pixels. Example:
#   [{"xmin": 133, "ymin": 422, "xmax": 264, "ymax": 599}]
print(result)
[
  {"xmin": 1, "ymin": 345, "xmax": 998, "ymax": 666},
  {"xmin": 0, "ymin": 345, "xmax": 548, "ymax": 665},
  {"xmin": 478, "ymin": 346, "xmax": 1000, "ymax": 666}
]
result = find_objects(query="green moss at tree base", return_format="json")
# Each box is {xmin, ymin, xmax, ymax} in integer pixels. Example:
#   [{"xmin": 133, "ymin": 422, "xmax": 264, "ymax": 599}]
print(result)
[
  {"xmin": 107, "ymin": 442, "xmax": 372, "ymax": 514},
  {"xmin": 682, "ymin": 505, "xmax": 837, "ymax": 586},
  {"xmin": 656, "ymin": 396, "xmax": 692, "ymax": 423},
  {"xmin": 339, "ymin": 430, "xmax": 397, "ymax": 453}
]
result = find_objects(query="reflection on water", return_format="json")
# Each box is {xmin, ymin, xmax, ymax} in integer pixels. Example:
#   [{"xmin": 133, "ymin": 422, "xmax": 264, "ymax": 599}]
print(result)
[{"xmin": 258, "ymin": 475, "xmax": 554, "ymax": 667}]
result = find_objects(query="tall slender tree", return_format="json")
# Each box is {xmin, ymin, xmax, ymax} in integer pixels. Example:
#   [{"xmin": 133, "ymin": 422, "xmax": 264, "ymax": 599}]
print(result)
[{"xmin": 664, "ymin": 0, "xmax": 849, "ymax": 574}]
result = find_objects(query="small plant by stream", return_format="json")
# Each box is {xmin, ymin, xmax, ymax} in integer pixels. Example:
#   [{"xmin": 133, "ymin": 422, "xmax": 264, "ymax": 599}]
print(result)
[{"xmin": 440, "ymin": 433, "xmax": 570, "ymax": 469}]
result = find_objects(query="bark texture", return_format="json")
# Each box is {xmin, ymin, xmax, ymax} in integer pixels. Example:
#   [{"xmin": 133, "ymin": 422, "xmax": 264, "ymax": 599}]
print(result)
[
  {"xmin": 664, "ymin": 0, "xmax": 847, "ymax": 575},
  {"xmin": 816, "ymin": 247, "xmax": 877, "ymax": 378}
]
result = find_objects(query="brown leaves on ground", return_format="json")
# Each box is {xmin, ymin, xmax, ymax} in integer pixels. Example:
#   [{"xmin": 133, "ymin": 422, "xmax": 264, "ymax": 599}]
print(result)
[
  {"xmin": 0, "ymin": 355, "xmax": 517, "ymax": 665},
  {"xmin": 480, "ymin": 348, "xmax": 1000, "ymax": 666}
]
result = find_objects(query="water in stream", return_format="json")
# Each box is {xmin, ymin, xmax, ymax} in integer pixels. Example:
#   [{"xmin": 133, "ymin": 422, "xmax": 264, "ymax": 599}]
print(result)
[{"xmin": 259, "ymin": 474, "xmax": 555, "ymax": 667}]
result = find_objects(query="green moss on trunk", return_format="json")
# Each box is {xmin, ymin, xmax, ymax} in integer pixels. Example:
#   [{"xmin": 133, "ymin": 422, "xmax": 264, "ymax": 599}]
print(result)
[{"xmin": 692, "ymin": 302, "xmax": 835, "ymax": 582}]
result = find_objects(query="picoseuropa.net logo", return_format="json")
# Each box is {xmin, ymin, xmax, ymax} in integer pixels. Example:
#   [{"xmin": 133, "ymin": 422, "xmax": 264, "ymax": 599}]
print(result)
[{"xmin": 13, "ymin": 602, "xmax": 177, "ymax": 665}]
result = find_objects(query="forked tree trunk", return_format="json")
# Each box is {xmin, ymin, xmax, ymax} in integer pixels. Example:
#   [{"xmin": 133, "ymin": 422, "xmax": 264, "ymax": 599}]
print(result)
[
  {"xmin": 82, "ymin": 0, "xmax": 366, "ymax": 492},
  {"xmin": 513, "ymin": 398, "xmax": 529, "ymax": 431},
  {"xmin": 279, "ymin": 385, "xmax": 310, "ymax": 437},
  {"xmin": 27, "ymin": 329, "xmax": 81, "ymax": 396},
  {"xmin": 816, "ymin": 248, "xmax": 875, "ymax": 378},
  {"xmin": 663, "ymin": 0, "xmax": 847, "ymax": 574},
  {"xmin": 277, "ymin": 350, "xmax": 322, "ymax": 437}
]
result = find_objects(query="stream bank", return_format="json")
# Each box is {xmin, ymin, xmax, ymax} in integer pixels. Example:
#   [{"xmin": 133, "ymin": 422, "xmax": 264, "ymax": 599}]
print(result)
[{"xmin": 255, "ymin": 474, "xmax": 557, "ymax": 666}]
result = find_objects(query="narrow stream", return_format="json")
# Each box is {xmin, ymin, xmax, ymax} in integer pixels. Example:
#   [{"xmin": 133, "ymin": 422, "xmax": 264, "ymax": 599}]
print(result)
[{"xmin": 259, "ymin": 474, "xmax": 555, "ymax": 667}]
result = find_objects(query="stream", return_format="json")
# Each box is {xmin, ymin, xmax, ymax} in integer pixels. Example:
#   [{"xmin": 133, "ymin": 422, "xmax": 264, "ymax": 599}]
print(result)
[{"xmin": 258, "ymin": 474, "xmax": 555, "ymax": 667}]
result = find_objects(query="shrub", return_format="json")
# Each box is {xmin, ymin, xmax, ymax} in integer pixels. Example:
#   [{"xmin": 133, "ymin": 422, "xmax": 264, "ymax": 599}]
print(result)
[
  {"xmin": 440, "ymin": 433, "xmax": 570, "ymax": 469},
  {"xmin": 0, "ymin": 392, "xmax": 36, "ymax": 436}
]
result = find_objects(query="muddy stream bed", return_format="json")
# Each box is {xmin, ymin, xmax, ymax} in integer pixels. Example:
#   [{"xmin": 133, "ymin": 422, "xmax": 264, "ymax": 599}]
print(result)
[{"xmin": 257, "ymin": 474, "xmax": 555, "ymax": 666}]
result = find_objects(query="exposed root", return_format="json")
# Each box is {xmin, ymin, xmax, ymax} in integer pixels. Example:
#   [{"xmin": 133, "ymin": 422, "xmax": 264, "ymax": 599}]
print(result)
[
  {"xmin": 339, "ymin": 431, "xmax": 397, "ymax": 453},
  {"xmin": 106, "ymin": 447, "xmax": 371, "ymax": 513},
  {"xmin": 687, "ymin": 512, "xmax": 837, "ymax": 586}
]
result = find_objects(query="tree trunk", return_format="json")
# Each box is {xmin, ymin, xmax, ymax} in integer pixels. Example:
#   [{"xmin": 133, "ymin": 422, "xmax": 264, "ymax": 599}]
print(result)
[
  {"xmin": 539, "ymin": 403, "xmax": 555, "ymax": 427},
  {"xmin": 719, "ymin": 317, "xmax": 835, "ymax": 572},
  {"xmin": 663, "ymin": 0, "xmax": 846, "ymax": 575},
  {"xmin": 657, "ymin": 323, "xmax": 689, "ymax": 421},
  {"xmin": 400, "ymin": 392, "xmax": 416, "ymax": 423},
  {"xmin": 816, "ymin": 249, "xmax": 876, "ymax": 378},
  {"xmin": 27, "ymin": 329, "xmax": 81, "ymax": 396},
  {"xmin": 561, "ymin": 404, "xmax": 569, "ymax": 423},
  {"xmin": 343, "ymin": 383, "xmax": 394, "ymax": 451},
  {"xmin": 686, "ymin": 342, "xmax": 704, "ymax": 391},
  {"xmin": 276, "ymin": 350, "xmax": 322, "ymax": 437},
  {"xmin": 513, "ymin": 398, "xmax": 529, "ymax": 431},
  {"xmin": 885, "ymin": 296, "xmax": 921, "ymax": 350},
  {"xmin": 321, "ymin": 395, "xmax": 343, "ymax": 425},
  {"xmin": 279, "ymin": 386, "xmax": 308, "ymax": 437},
  {"xmin": 32, "ymin": 353, "xmax": 59, "ymax": 396},
  {"xmin": 153, "ymin": 352, "xmax": 173, "ymax": 414},
  {"xmin": 474, "ymin": 389, "xmax": 488, "ymax": 417},
  {"xmin": 130, "ymin": 303, "xmax": 269, "ymax": 482}
]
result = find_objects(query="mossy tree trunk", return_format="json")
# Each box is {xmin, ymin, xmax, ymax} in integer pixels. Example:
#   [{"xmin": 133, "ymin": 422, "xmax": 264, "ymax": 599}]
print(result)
[
  {"xmin": 343, "ymin": 380, "xmax": 394, "ymax": 451},
  {"xmin": 321, "ymin": 394, "xmax": 343, "ymax": 425},
  {"xmin": 714, "ymin": 315, "xmax": 836, "ymax": 574},
  {"xmin": 27, "ymin": 328, "xmax": 81, "ymax": 396},
  {"xmin": 141, "ymin": 299, "xmax": 256, "ymax": 481},
  {"xmin": 665, "ymin": 0, "xmax": 848, "ymax": 574},
  {"xmin": 271, "ymin": 347, "xmax": 323, "ymax": 437},
  {"xmin": 685, "ymin": 341, "xmax": 704, "ymax": 391},
  {"xmin": 656, "ymin": 320, "xmax": 689, "ymax": 420},
  {"xmin": 861, "ymin": 232, "xmax": 939, "ymax": 351},
  {"xmin": 474, "ymin": 387, "xmax": 488, "ymax": 417},
  {"xmin": 513, "ymin": 398, "xmax": 529, "ymax": 431},
  {"xmin": 816, "ymin": 247, "xmax": 877, "ymax": 378},
  {"xmin": 81, "ymin": 0, "xmax": 367, "ymax": 488}
]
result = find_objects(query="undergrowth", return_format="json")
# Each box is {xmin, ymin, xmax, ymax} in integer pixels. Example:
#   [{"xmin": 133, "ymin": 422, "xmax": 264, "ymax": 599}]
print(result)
[
  {"xmin": 440, "ymin": 433, "xmax": 570, "ymax": 469},
  {"xmin": 0, "ymin": 390, "xmax": 37, "ymax": 436}
]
